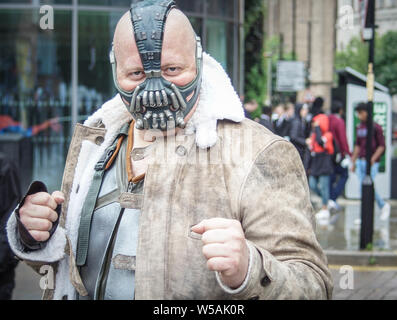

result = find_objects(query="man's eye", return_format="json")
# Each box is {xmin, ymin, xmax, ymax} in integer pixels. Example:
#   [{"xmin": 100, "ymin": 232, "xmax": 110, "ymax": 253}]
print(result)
[
  {"xmin": 129, "ymin": 71, "xmax": 144, "ymax": 78},
  {"xmin": 165, "ymin": 67, "xmax": 180, "ymax": 75}
]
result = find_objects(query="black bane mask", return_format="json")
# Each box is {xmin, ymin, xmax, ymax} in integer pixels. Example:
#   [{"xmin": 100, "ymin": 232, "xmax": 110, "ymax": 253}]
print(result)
[{"xmin": 109, "ymin": 0, "xmax": 203, "ymax": 131}]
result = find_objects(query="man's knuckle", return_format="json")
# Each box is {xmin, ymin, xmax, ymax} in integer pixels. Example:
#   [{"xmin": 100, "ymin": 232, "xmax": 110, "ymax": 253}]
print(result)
[
  {"xmin": 45, "ymin": 194, "xmax": 54, "ymax": 207},
  {"xmin": 20, "ymin": 215, "xmax": 29, "ymax": 227},
  {"xmin": 207, "ymin": 259, "xmax": 216, "ymax": 271},
  {"xmin": 19, "ymin": 206, "xmax": 26, "ymax": 217},
  {"xmin": 30, "ymin": 232, "xmax": 39, "ymax": 241},
  {"xmin": 42, "ymin": 232, "xmax": 50, "ymax": 241},
  {"xmin": 44, "ymin": 207, "xmax": 52, "ymax": 219},
  {"xmin": 232, "ymin": 219, "xmax": 241, "ymax": 227},
  {"xmin": 233, "ymin": 231, "xmax": 244, "ymax": 241},
  {"xmin": 44, "ymin": 220, "xmax": 53, "ymax": 231},
  {"xmin": 48, "ymin": 209, "xmax": 57, "ymax": 222},
  {"xmin": 35, "ymin": 231, "xmax": 49, "ymax": 242},
  {"xmin": 230, "ymin": 242, "xmax": 240, "ymax": 253},
  {"xmin": 42, "ymin": 192, "xmax": 50, "ymax": 201},
  {"xmin": 202, "ymin": 245, "xmax": 209, "ymax": 258},
  {"xmin": 31, "ymin": 231, "xmax": 41, "ymax": 241}
]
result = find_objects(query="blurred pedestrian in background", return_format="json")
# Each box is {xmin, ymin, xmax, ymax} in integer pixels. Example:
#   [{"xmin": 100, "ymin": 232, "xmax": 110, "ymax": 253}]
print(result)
[
  {"xmin": 351, "ymin": 102, "xmax": 390, "ymax": 222},
  {"xmin": 273, "ymin": 104, "xmax": 292, "ymax": 140},
  {"xmin": 259, "ymin": 105, "xmax": 274, "ymax": 132},
  {"xmin": 328, "ymin": 100, "xmax": 351, "ymax": 211},
  {"xmin": 0, "ymin": 153, "xmax": 21, "ymax": 300},
  {"xmin": 243, "ymin": 99, "xmax": 258, "ymax": 120},
  {"xmin": 289, "ymin": 103, "xmax": 310, "ymax": 164},
  {"xmin": 306, "ymin": 97, "xmax": 335, "ymax": 225}
]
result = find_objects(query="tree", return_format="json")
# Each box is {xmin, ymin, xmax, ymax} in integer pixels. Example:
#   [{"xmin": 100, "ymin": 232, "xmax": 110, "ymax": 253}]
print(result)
[
  {"xmin": 335, "ymin": 31, "xmax": 397, "ymax": 96},
  {"xmin": 244, "ymin": 0, "xmax": 266, "ymax": 118},
  {"xmin": 335, "ymin": 37, "xmax": 369, "ymax": 75},
  {"xmin": 376, "ymin": 31, "xmax": 397, "ymax": 96}
]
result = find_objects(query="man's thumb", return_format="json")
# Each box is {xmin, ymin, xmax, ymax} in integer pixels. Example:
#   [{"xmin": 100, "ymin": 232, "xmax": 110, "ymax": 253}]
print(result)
[
  {"xmin": 52, "ymin": 191, "xmax": 65, "ymax": 205},
  {"xmin": 191, "ymin": 221, "xmax": 205, "ymax": 235}
]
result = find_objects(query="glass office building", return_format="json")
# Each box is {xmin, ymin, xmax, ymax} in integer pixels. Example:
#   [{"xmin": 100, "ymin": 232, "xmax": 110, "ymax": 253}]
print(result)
[{"xmin": 0, "ymin": 0, "xmax": 244, "ymax": 191}]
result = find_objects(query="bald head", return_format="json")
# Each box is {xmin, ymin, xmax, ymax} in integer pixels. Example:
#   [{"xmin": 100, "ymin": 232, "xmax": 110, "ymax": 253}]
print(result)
[
  {"xmin": 112, "ymin": 7, "xmax": 201, "ymax": 135},
  {"xmin": 113, "ymin": 11, "xmax": 135, "ymax": 63},
  {"xmin": 113, "ymin": 9, "xmax": 197, "ymax": 93},
  {"xmin": 114, "ymin": 9, "xmax": 196, "ymax": 55},
  {"xmin": 162, "ymin": 9, "xmax": 196, "ymax": 56}
]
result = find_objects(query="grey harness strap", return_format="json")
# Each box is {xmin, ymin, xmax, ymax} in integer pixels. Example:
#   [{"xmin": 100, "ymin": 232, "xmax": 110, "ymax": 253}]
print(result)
[{"xmin": 76, "ymin": 123, "xmax": 130, "ymax": 267}]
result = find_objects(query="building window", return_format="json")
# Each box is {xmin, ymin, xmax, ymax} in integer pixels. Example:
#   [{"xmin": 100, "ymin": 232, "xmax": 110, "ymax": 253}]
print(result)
[
  {"xmin": 78, "ymin": 10, "xmax": 124, "ymax": 117},
  {"xmin": 0, "ymin": 0, "xmax": 244, "ymax": 191},
  {"xmin": 0, "ymin": 8, "xmax": 72, "ymax": 191}
]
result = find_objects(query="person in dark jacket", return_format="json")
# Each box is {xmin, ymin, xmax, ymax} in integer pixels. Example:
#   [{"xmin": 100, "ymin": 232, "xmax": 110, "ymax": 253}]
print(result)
[
  {"xmin": 258, "ymin": 105, "xmax": 274, "ymax": 132},
  {"xmin": 289, "ymin": 103, "xmax": 309, "ymax": 163},
  {"xmin": 0, "ymin": 153, "xmax": 21, "ymax": 300},
  {"xmin": 273, "ymin": 105, "xmax": 291, "ymax": 139}
]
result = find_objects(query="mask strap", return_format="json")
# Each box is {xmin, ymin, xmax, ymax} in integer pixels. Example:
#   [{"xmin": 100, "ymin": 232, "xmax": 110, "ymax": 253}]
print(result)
[{"xmin": 109, "ymin": 47, "xmax": 134, "ymax": 102}]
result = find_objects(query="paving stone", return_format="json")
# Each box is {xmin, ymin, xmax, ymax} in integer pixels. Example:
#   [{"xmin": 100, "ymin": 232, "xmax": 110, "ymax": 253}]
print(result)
[
  {"xmin": 382, "ymin": 288, "xmax": 397, "ymax": 300},
  {"xmin": 330, "ymin": 269, "xmax": 397, "ymax": 300}
]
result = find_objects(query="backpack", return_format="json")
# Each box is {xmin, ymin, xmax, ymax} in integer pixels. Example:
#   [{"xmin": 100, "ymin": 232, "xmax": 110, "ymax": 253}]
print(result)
[{"xmin": 310, "ymin": 114, "xmax": 334, "ymax": 155}]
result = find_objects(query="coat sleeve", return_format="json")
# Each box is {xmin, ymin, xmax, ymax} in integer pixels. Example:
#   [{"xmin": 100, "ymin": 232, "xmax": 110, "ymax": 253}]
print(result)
[
  {"xmin": 231, "ymin": 139, "xmax": 333, "ymax": 300},
  {"xmin": 6, "ymin": 182, "xmax": 67, "ymax": 273}
]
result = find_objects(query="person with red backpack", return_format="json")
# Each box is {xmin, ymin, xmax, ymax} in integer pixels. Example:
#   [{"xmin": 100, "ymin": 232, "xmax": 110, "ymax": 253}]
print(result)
[{"xmin": 306, "ymin": 98, "xmax": 335, "ymax": 225}]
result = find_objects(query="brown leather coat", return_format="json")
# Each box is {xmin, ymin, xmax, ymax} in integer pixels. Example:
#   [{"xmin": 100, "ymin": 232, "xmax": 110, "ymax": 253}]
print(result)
[{"xmin": 14, "ymin": 117, "xmax": 333, "ymax": 300}]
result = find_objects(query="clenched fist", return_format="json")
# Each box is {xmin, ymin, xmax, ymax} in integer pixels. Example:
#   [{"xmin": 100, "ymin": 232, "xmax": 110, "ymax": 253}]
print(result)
[
  {"xmin": 191, "ymin": 218, "xmax": 250, "ymax": 289},
  {"xmin": 19, "ymin": 191, "xmax": 64, "ymax": 242}
]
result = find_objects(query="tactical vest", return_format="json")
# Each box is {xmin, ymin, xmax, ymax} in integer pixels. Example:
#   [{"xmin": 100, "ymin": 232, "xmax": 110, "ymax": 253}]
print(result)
[{"xmin": 76, "ymin": 122, "xmax": 145, "ymax": 300}]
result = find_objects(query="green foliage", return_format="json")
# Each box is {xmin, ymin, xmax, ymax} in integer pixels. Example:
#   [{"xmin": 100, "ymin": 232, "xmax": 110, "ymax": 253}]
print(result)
[
  {"xmin": 244, "ymin": 0, "xmax": 265, "ymax": 37},
  {"xmin": 335, "ymin": 37, "xmax": 369, "ymax": 75},
  {"xmin": 335, "ymin": 31, "xmax": 397, "ymax": 95},
  {"xmin": 376, "ymin": 31, "xmax": 397, "ymax": 96},
  {"xmin": 244, "ymin": 0, "xmax": 266, "ymax": 118}
]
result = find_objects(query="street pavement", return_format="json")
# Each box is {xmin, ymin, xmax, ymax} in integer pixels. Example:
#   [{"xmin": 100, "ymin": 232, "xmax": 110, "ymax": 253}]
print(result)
[
  {"xmin": 11, "ymin": 258, "xmax": 397, "ymax": 300},
  {"xmin": 330, "ymin": 265, "xmax": 397, "ymax": 300},
  {"xmin": 12, "ymin": 262, "xmax": 41, "ymax": 300},
  {"xmin": 314, "ymin": 197, "xmax": 397, "ymax": 251}
]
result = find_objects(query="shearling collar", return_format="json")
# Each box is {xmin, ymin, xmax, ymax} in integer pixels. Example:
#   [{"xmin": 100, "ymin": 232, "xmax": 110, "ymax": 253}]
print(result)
[{"xmin": 84, "ymin": 52, "xmax": 244, "ymax": 149}]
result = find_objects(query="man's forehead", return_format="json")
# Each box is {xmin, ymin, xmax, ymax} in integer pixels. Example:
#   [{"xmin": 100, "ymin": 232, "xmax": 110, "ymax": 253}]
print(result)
[{"xmin": 114, "ymin": 8, "xmax": 196, "ymax": 65}]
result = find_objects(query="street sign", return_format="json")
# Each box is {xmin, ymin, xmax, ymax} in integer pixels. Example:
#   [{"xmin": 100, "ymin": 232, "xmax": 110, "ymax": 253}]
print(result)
[
  {"xmin": 362, "ymin": 28, "xmax": 373, "ymax": 41},
  {"xmin": 276, "ymin": 61, "xmax": 305, "ymax": 92}
]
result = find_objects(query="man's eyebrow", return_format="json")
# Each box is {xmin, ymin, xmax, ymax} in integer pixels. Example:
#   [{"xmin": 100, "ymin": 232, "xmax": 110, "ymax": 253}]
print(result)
[
  {"xmin": 161, "ymin": 62, "xmax": 186, "ymax": 69},
  {"xmin": 121, "ymin": 65, "xmax": 144, "ymax": 73}
]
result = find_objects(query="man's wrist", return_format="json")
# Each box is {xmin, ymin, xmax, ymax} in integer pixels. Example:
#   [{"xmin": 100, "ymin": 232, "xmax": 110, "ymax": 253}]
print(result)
[{"xmin": 215, "ymin": 240, "xmax": 253, "ymax": 295}]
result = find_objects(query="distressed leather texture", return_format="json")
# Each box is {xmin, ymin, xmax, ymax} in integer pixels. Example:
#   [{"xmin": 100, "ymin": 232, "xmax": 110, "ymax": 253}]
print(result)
[{"xmin": 20, "ymin": 118, "xmax": 333, "ymax": 300}]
